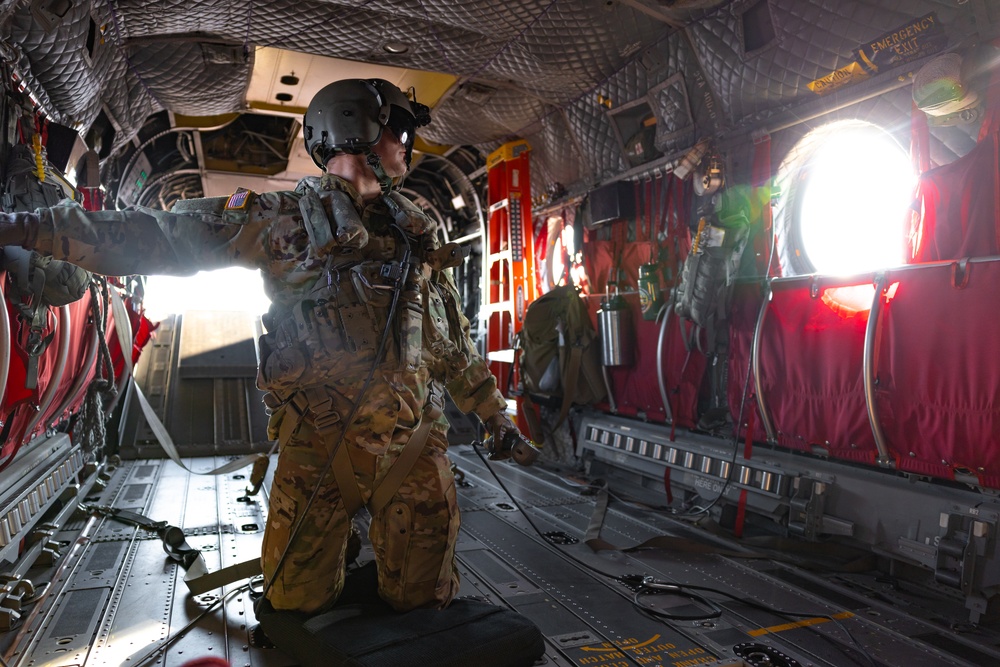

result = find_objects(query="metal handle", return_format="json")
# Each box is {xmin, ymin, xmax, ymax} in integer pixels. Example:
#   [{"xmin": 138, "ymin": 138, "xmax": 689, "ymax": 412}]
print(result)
[
  {"xmin": 751, "ymin": 283, "xmax": 777, "ymax": 443},
  {"xmin": 863, "ymin": 273, "xmax": 893, "ymax": 467},
  {"xmin": 655, "ymin": 302, "xmax": 674, "ymax": 424},
  {"xmin": 24, "ymin": 305, "xmax": 71, "ymax": 439},
  {"xmin": 0, "ymin": 280, "xmax": 10, "ymax": 414}
]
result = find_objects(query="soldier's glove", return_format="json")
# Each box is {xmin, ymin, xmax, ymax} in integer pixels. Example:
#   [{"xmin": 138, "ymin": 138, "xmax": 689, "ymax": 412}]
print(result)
[{"xmin": 484, "ymin": 411, "xmax": 540, "ymax": 466}]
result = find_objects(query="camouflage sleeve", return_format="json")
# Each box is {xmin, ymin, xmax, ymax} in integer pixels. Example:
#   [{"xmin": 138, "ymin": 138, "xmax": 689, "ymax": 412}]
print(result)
[
  {"xmin": 23, "ymin": 196, "xmax": 276, "ymax": 277},
  {"xmin": 438, "ymin": 267, "xmax": 508, "ymax": 423}
]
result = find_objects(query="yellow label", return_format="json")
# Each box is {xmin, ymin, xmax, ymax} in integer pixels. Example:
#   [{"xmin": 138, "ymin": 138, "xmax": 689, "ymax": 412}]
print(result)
[
  {"xmin": 807, "ymin": 61, "xmax": 870, "ymax": 96},
  {"xmin": 487, "ymin": 139, "xmax": 532, "ymax": 169}
]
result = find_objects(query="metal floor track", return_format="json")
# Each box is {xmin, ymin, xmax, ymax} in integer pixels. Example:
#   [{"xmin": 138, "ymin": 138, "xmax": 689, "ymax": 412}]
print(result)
[{"xmin": 4, "ymin": 445, "xmax": 1000, "ymax": 667}]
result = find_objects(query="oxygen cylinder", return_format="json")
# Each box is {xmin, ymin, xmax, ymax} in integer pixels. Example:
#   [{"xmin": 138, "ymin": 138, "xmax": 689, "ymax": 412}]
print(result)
[{"xmin": 597, "ymin": 282, "xmax": 634, "ymax": 367}]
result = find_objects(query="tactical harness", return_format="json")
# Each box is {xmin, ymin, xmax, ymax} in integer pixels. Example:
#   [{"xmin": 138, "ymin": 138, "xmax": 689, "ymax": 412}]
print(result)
[
  {"xmin": 123, "ymin": 184, "xmax": 473, "ymax": 598},
  {"xmin": 255, "ymin": 185, "xmax": 468, "ymax": 521}
]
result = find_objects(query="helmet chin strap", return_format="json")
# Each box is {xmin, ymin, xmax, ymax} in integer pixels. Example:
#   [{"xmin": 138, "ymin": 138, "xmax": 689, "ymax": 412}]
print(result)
[{"xmin": 365, "ymin": 150, "xmax": 395, "ymax": 196}]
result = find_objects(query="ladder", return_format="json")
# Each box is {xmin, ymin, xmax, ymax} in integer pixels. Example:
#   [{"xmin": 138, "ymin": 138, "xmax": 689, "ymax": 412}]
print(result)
[{"xmin": 483, "ymin": 140, "xmax": 536, "ymax": 405}]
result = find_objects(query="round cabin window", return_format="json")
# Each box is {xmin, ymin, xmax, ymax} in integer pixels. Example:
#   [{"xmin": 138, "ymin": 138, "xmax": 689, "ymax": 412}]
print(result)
[{"xmin": 773, "ymin": 120, "xmax": 916, "ymax": 277}]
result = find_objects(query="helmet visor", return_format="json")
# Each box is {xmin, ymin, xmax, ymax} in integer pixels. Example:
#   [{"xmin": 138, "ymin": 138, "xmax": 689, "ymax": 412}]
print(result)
[{"xmin": 386, "ymin": 108, "xmax": 416, "ymax": 149}]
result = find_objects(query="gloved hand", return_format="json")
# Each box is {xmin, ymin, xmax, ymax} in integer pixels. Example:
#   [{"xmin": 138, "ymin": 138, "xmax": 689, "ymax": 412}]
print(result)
[
  {"xmin": 485, "ymin": 411, "xmax": 518, "ymax": 460},
  {"xmin": 484, "ymin": 411, "xmax": 540, "ymax": 466}
]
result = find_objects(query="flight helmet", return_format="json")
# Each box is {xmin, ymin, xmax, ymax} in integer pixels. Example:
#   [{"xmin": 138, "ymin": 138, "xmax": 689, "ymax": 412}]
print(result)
[{"xmin": 303, "ymin": 78, "xmax": 431, "ymax": 171}]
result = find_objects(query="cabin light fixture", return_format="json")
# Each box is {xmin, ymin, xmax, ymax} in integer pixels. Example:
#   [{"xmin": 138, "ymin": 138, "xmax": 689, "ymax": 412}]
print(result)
[
  {"xmin": 383, "ymin": 41, "xmax": 410, "ymax": 54},
  {"xmin": 280, "ymin": 74, "xmax": 300, "ymax": 86},
  {"xmin": 275, "ymin": 92, "xmax": 293, "ymax": 102}
]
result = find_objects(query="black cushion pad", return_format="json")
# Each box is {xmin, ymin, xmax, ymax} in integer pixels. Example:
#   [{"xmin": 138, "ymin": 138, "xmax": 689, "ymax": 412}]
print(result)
[{"xmin": 255, "ymin": 563, "xmax": 545, "ymax": 667}]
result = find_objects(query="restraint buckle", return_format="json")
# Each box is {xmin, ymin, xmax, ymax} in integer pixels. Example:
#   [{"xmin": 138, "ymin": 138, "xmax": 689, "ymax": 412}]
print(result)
[
  {"xmin": 379, "ymin": 262, "xmax": 403, "ymax": 281},
  {"xmin": 290, "ymin": 387, "xmax": 342, "ymax": 438},
  {"xmin": 424, "ymin": 384, "xmax": 445, "ymax": 421}
]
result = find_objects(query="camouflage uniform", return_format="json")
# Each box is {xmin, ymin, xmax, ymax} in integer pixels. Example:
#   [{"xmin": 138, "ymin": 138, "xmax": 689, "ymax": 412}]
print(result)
[{"xmin": 3, "ymin": 174, "xmax": 507, "ymax": 613}]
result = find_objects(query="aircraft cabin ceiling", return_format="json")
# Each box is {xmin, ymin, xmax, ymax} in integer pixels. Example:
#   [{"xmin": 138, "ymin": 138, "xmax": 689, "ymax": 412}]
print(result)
[{"xmin": 1, "ymin": 0, "xmax": 994, "ymax": 200}]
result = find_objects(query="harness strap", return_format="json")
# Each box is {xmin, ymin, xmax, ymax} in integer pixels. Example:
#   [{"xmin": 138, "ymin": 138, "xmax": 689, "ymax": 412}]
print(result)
[
  {"xmin": 368, "ymin": 386, "xmax": 445, "ymax": 515},
  {"xmin": 184, "ymin": 557, "xmax": 263, "ymax": 596},
  {"xmin": 333, "ymin": 441, "xmax": 364, "ymax": 518},
  {"xmin": 282, "ymin": 384, "xmax": 446, "ymax": 519},
  {"xmin": 281, "ymin": 388, "xmax": 365, "ymax": 517}
]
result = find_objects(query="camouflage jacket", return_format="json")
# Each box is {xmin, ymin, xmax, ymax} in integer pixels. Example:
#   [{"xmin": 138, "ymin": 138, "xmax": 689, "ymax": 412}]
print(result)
[{"xmin": 13, "ymin": 174, "xmax": 506, "ymax": 452}]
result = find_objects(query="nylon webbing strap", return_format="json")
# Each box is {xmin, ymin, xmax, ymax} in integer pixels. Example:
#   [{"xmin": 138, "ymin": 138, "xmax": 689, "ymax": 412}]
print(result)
[
  {"xmin": 90, "ymin": 502, "xmax": 263, "ymax": 595},
  {"xmin": 133, "ymin": 380, "xmax": 260, "ymax": 476},
  {"xmin": 578, "ymin": 492, "xmax": 874, "ymax": 571},
  {"xmin": 582, "ymin": 486, "xmax": 762, "ymax": 558},
  {"xmin": 113, "ymin": 287, "xmax": 257, "ymax": 474},
  {"xmin": 108, "ymin": 285, "xmax": 132, "ymax": 380},
  {"xmin": 520, "ymin": 394, "xmax": 545, "ymax": 444},
  {"xmin": 368, "ymin": 389, "xmax": 445, "ymax": 515},
  {"xmin": 583, "ymin": 484, "xmax": 618, "ymax": 551},
  {"xmin": 184, "ymin": 556, "xmax": 263, "ymax": 595},
  {"xmin": 333, "ymin": 442, "xmax": 364, "ymax": 518}
]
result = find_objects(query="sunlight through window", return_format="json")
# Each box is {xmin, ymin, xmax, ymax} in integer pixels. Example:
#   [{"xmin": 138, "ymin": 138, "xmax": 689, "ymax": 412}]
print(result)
[
  {"xmin": 796, "ymin": 122, "xmax": 916, "ymax": 275},
  {"xmin": 143, "ymin": 267, "xmax": 271, "ymax": 321}
]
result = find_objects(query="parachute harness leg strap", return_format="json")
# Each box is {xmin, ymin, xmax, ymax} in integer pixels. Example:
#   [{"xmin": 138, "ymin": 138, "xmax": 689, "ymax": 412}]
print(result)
[
  {"xmin": 367, "ymin": 384, "xmax": 445, "ymax": 515},
  {"xmin": 285, "ymin": 387, "xmax": 366, "ymax": 518},
  {"xmin": 299, "ymin": 382, "xmax": 447, "ymax": 520}
]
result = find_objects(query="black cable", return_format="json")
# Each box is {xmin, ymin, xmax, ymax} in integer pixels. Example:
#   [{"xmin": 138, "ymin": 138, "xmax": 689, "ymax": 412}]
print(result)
[
  {"xmin": 471, "ymin": 439, "xmax": 621, "ymax": 583},
  {"xmin": 469, "ymin": 441, "xmax": 877, "ymax": 667},
  {"xmin": 635, "ymin": 579, "xmax": 877, "ymax": 667},
  {"xmin": 632, "ymin": 585, "xmax": 723, "ymax": 622},
  {"xmin": 128, "ymin": 583, "xmax": 251, "ymax": 667}
]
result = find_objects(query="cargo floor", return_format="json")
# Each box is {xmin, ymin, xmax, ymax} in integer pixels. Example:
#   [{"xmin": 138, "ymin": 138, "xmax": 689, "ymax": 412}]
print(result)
[{"xmin": 4, "ymin": 444, "xmax": 1000, "ymax": 667}]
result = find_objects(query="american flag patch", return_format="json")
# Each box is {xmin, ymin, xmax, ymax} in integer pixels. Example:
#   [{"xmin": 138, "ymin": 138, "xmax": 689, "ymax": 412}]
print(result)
[{"xmin": 225, "ymin": 189, "xmax": 252, "ymax": 210}]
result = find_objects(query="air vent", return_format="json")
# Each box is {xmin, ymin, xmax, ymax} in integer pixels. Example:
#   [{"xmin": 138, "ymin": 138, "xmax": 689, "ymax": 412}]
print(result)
[
  {"xmin": 649, "ymin": 73, "xmax": 694, "ymax": 153},
  {"xmin": 608, "ymin": 98, "xmax": 662, "ymax": 168},
  {"xmin": 741, "ymin": 0, "xmax": 776, "ymax": 55},
  {"xmin": 29, "ymin": 0, "xmax": 73, "ymax": 32},
  {"xmin": 201, "ymin": 42, "xmax": 245, "ymax": 66}
]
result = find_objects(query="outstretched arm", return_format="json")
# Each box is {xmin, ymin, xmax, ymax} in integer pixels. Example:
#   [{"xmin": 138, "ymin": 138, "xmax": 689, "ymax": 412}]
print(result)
[{"xmin": 0, "ymin": 198, "xmax": 271, "ymax": 277}]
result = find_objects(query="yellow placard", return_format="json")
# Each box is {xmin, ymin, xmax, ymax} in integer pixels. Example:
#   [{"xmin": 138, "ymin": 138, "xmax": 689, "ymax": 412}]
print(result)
[
  {"xmin": 487, "ymin": 139, "xmax": 532, "ymax": 169},
  {"xmin": 807, "ymin": 61, "xmax": 871, "ymax": 96}
]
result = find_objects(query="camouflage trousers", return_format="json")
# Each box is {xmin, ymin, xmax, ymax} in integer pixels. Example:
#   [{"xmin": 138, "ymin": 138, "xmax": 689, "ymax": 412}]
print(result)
[{"xmin": 261, "ymin": 411, "xmax": 461, "ymax": 614}]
